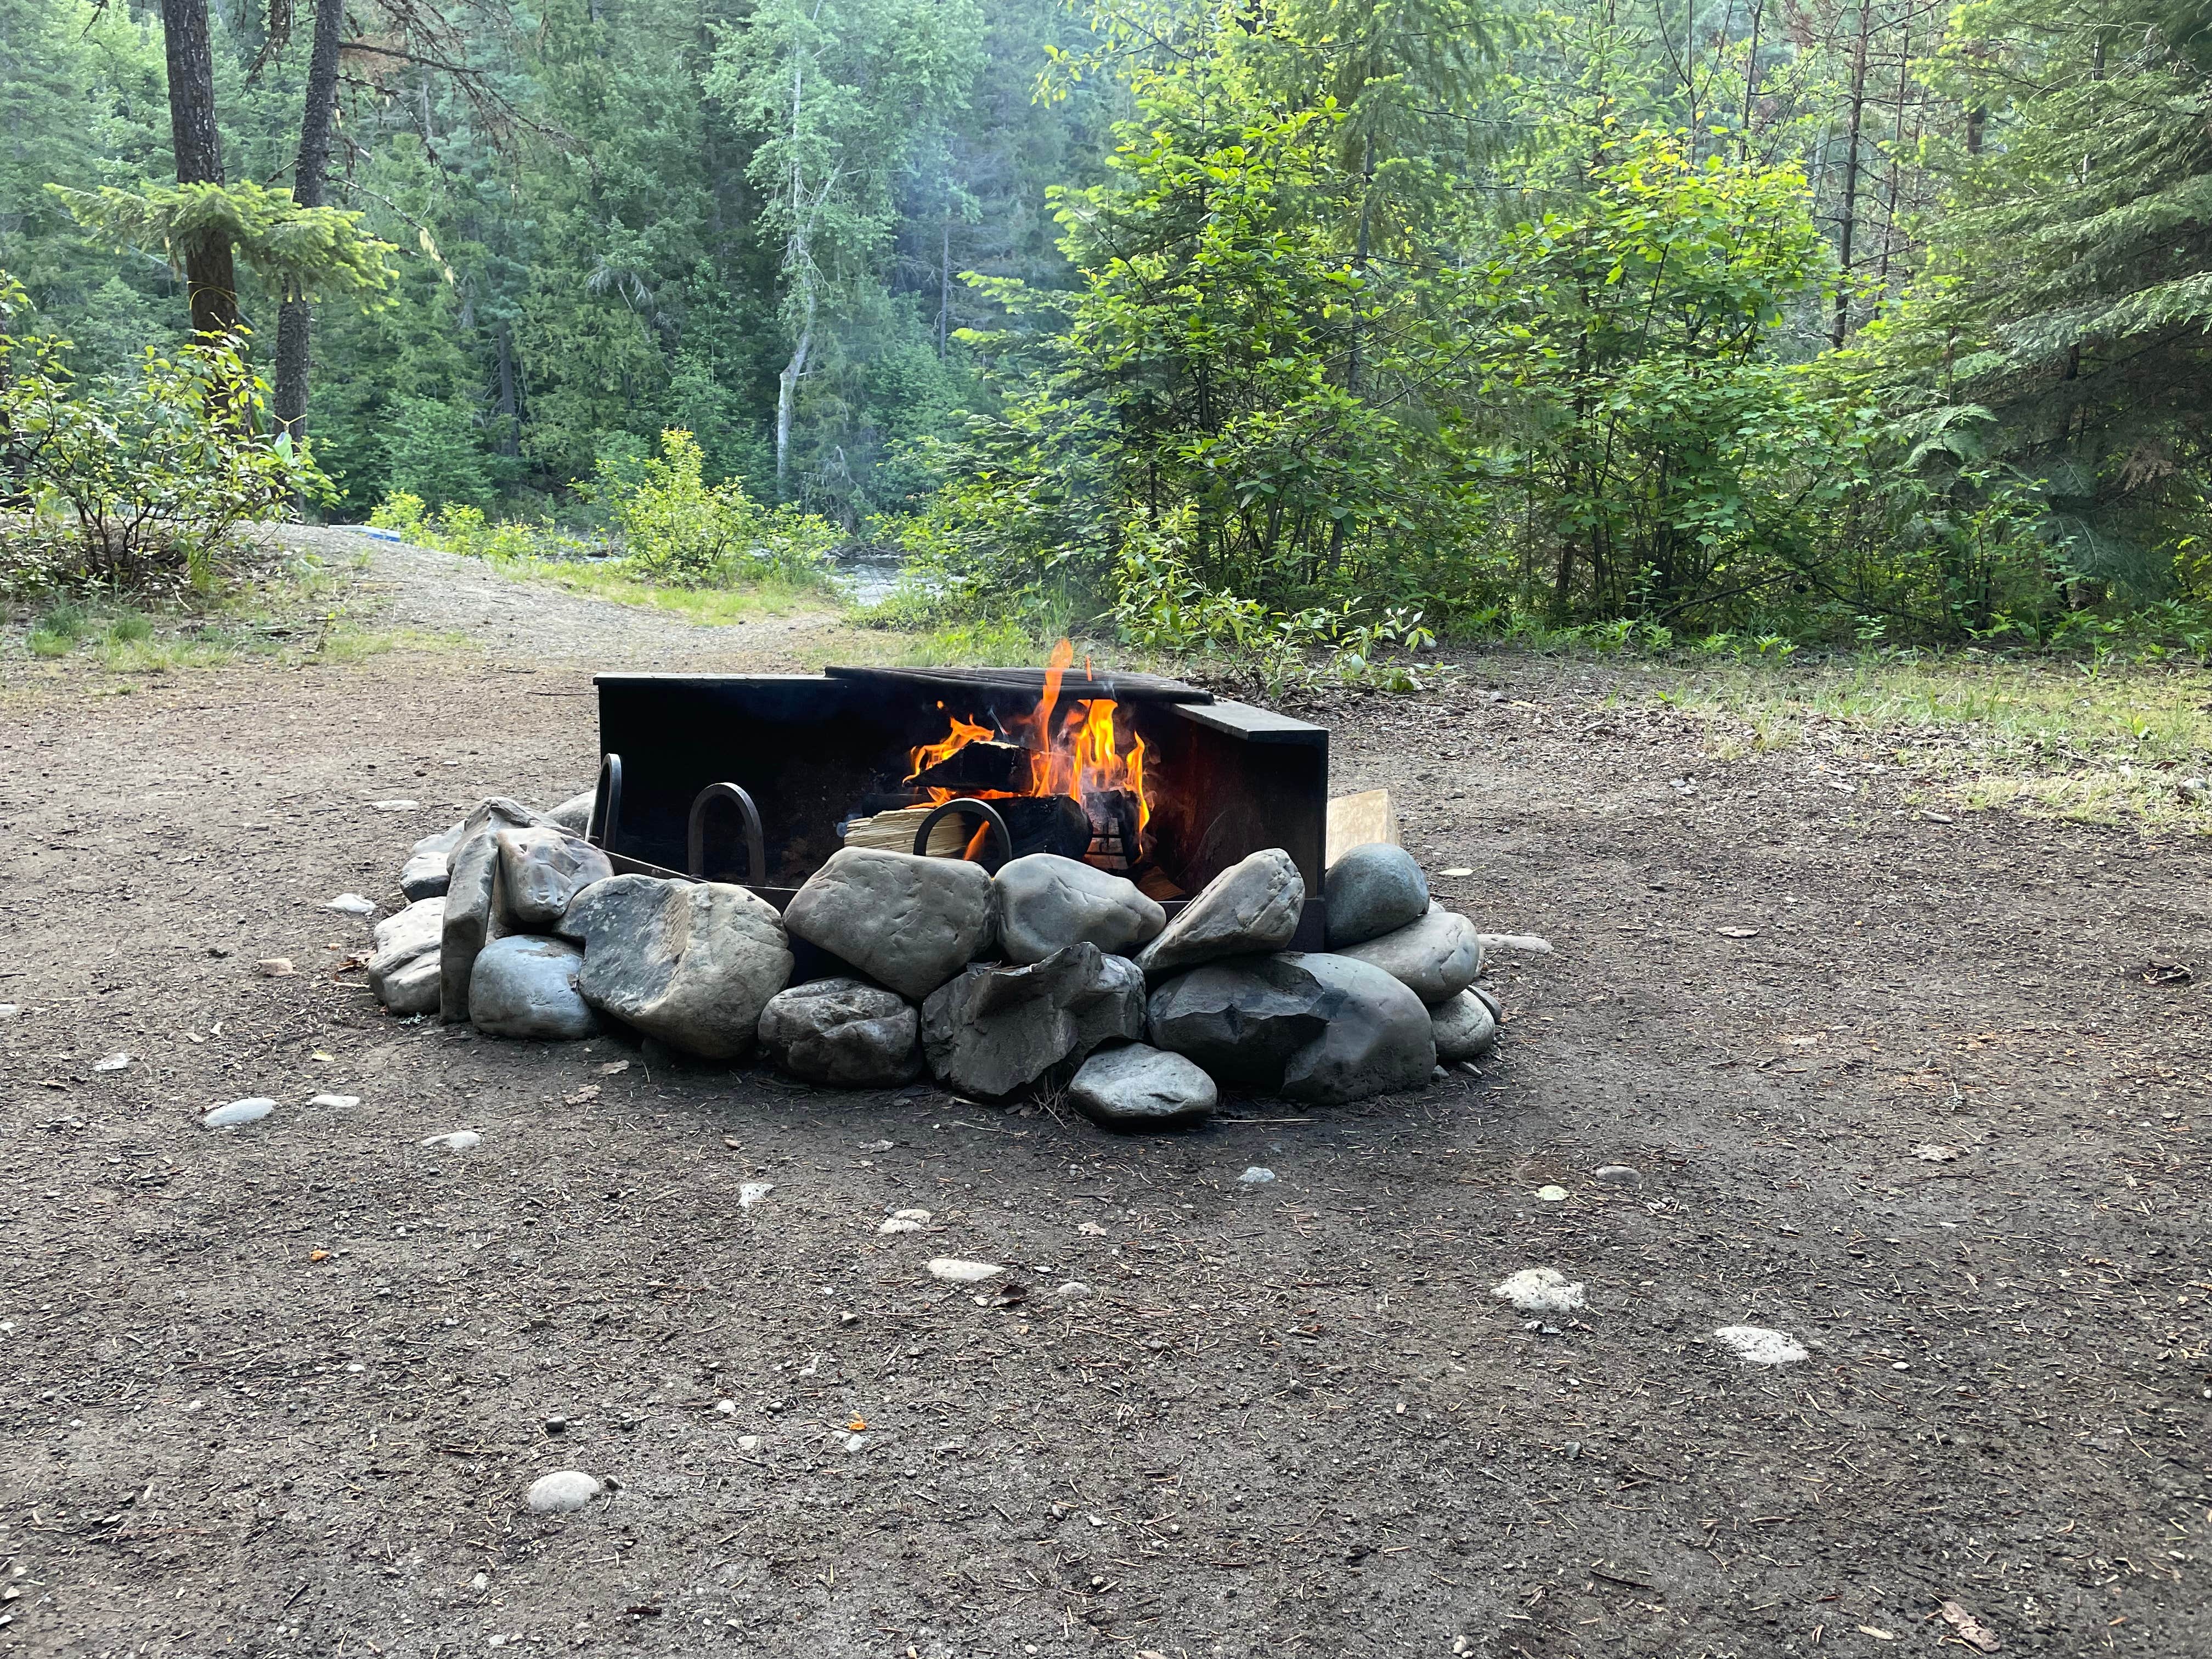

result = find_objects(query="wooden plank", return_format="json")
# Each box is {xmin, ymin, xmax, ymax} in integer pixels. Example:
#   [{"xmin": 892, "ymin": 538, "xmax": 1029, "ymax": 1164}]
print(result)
[{"xmin": 1325, "ymin": 789, "xmax": 1399, "ymax": 866}]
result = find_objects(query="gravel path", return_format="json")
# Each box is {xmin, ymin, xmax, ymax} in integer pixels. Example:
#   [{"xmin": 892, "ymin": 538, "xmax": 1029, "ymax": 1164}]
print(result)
[{"xmin": 286, "ymin": 523, "xmax": 870, "ymax": 665}]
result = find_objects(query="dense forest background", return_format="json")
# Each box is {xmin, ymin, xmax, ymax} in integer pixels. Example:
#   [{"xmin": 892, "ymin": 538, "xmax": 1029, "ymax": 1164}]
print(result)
[{"xmin": 6, "ymin": 0, "xmax": 2211, "ymax": 647}]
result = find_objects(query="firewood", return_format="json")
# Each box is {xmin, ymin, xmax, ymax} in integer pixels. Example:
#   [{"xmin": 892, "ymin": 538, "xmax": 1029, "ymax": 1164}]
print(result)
[
  {"xmin": 910, "ymin": 740, "xmax": 1033, "ymax": 794},
  {"xmin": 840, "ymin": 807, "xmax": 968, "ymax": 857}
]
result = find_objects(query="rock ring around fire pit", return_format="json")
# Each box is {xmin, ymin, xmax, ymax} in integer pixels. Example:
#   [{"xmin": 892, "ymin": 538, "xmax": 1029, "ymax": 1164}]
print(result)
[{"xmin": 362, "ymin": 665, "xmax": 1503, "ymax": 1126}]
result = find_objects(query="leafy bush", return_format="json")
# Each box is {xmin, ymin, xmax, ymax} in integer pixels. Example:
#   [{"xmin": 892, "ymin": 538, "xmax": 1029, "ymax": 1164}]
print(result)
[
  {"xmin": 1, "ymin": 274, "xmax": 329, "ymax": 590},
  {"xmin": 583, "ymin": 428, "xmax": 839, "ymax": 586}
]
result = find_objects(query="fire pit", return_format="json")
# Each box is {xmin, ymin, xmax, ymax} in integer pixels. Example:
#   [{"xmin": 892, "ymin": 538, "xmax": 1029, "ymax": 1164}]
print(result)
[
  {"xmin": 583, "ymin": 648, "xmax": 1329, "ymax": 946},
  {"xmin": 360, "ymin": 649, "xmax": 1500, "ymax": 1129}
]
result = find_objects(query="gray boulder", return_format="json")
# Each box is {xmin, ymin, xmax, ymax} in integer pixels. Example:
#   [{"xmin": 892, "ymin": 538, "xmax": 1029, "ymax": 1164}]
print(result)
[
  {"xmin": 1431, "ymin": 986, "xmax": 1498, "ymax": 1061},
  {"xmin": 1146, "ymin": 956, "xmax": 1333, "ymax": 1086},
  {"xmin": 783, "ymin": 848, "xmax": 994, "ymax": 1000},
  {"xmin": 565, "ymin": 875, "xmax": 792, "ymax": 1059},
  {"xmin": 400, "ymin": 820, "xmax": 466, "ymax": 901},
  {"xmin": 366, "ymin": 896, "xmax": 443, "ymax": 1001},
  {"xmin": 1323, "ymin": 843, "xmax": 1430, "ymax": 947},
  {"xmin": 496, "ymin": 826, "xmax": 613, "ymax": 930},
  {"xmin": 1067, "ymin": 1043, "xmax": 1217, "ymax": 1130},
  {"xmin": 378, "ymin": 950, "xmax": 442, "ymax": 1015},
  {"xmin": 994, "ymin": 854, "xmax": 1165, "ymax": 964},
  {"xmin": 545, "ymin": 791, "xmax": 596, "ymax": 834},
  {"xmin": 1148, "ymin": 951, "xmax": 1435, "ymax": 1105},
  {"xmin": 756, "ymin": 977, "xmax": 922, "ymax": 1087},
  {"xmin": 438, "ymin": 798, "xmax": 548, "ymax": 1022},
  {"xmin": 1334, "ymin": 903, "xmax": 1483, "ymax": 1005},
  {"xmin": 1133, "ymin": 848, "xmax": 1304, "ymax": 978},
  {"xmin": 1279, "ymin": 953, "xmax": 1435, "ymax": 1105},
  {"xmin": 468, "ymin": 936, "xmax": 600, "ymax": 1040},
  {"xmin": 920, "ymin": 943, "xmax": 1145, "ymax": 1101}
]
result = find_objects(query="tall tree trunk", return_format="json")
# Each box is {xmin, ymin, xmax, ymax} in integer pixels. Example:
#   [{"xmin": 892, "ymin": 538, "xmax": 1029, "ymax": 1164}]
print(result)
[
  {"xmin": 1832, "ymin": 0, "xmax": 1872, "ymax": 349},
  {"xmin": 495, "ymin": 322, "xmax": 520, "ymax": 456},
  {"xmin": 273, "ymin": 0, "xmax": 347, "ymax": 438},
  {"xmin": 775, "ymin": 284, "xmax": 814, "ymax": 492},
  {"xmin": 161, "ymin": 0, "xmax": 238, "ymax": 338}
]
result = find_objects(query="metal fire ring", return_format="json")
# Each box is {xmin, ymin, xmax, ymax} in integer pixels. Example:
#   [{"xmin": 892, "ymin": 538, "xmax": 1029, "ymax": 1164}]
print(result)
[
  {"xmin": 587, "ymin": 752, "xmax": 624, "ymax": 850},
  {"xmin": 688, "ymin": 782, "xmax": 768, "ymax": 883},
  {"xmin": 912, "ymin": 797, "xmax": 1013, "ymax": 870}
]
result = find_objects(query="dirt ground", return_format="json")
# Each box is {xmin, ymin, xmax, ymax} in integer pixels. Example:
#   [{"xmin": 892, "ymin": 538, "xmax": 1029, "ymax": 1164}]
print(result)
[{"xmin": 1, "ymin": 533, "xmax": 2205, "ymax": 1659}]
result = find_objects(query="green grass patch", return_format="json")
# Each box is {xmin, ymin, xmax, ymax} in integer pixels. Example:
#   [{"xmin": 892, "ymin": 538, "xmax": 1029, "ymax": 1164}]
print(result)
[
  {"xmin": 493, "ymin": 554, "xmax": 844, "ymax": 624},
  {"xmin": 1643, "ymin": 654, "xmax": 2212, "ymax": 833}
]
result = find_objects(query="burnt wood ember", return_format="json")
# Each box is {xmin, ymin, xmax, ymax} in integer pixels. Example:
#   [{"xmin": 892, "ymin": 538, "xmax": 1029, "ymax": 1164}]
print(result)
[
  {"xmin": 956, "ymin": 794, "xmax": 1092, "ymax": 862},
  {"xmin": 910, "ymin": 740, "xmax": 1034, "ymax": 794}
]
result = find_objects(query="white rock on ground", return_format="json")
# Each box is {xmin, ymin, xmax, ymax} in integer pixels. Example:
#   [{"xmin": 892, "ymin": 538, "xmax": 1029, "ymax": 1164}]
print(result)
[
  {"xmin": 1713, "ymin": 1325, "xmax": 1809, "ymax": 1365},
  {"xmin": 1477, "ymin": 933, "xmax": 1553, "ymax": 955},
  {"xmin": 526, "ymin": 1470, "xmax": 602, "ymax": 1513},
  {"xmin": 927, "ymin": 1258, "xmax": 1004, "ymax": 1284},
  {"xmin": 203, "ymin": 1098, "xmax": 276, "ymax": 1128},
  {"xmin": 1492, "ymin": 1268, "xmax": 1587, "ymax": 1314},
  {"xmin": 94, "ymin": 1053, "xmax": 131, "ymax": 1072},
  {"xmin": 1535, "ymin": 1184, "xmax": 1569, "ymax": 1202},
  {"xmin": 878, "ymin": 1208, "xmax": 932, "ymax": 1234},
  {"xmin": 308, "ymin": 1093, "xmax": 360, "ymax": 1108},
  {"xmin": 326, "ymin": 893, "xmax": 380, "ymax": 917},
  {"xmin": 1054, "ymin": 1282, "xmax": 1095, "ymax": 1301},
  {"xmin": 421, "ymin": 1130, "xmax": 481, "ymax": 1150},
  {"xmin": 1239, "ymin": 1166, "xmax": 1277, "ymax": 1184},
  {"xmin": 739, "ymin": 1182, "xmax": 775, "ymax": 1210}
]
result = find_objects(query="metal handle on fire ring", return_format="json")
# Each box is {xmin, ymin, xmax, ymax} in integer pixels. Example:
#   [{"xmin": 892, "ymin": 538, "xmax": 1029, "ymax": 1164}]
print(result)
[
  {"xmin": 687, "ymin": 782, "xmax": 768, "ymax": 883},
  {"xmin": 912, "ymin": 797, "xmax": 1013, "ymax": 870},
  {"xmin": 587, "ymin": 752, "xmax": 624, "ymax": 850}
]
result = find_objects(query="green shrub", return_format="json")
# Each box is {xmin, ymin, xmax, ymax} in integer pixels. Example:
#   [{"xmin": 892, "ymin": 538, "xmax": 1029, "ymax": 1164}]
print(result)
[
  {"xmin": 105, "ymin": 612, "xmax": 153, "ymax": 643},
  {"xmin": 0, "ymin": 273, "xmax": 331, "ymax": 591},
  {"xmin": 584, "ymin": 428, "xmax": 839, "ymax": 587}
]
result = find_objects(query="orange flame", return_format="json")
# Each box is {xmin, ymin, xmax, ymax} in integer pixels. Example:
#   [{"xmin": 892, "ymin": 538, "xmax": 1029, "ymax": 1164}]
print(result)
[{"xmin": 904, "ymin": 639, "xmax": 1152, "ymax": 859}]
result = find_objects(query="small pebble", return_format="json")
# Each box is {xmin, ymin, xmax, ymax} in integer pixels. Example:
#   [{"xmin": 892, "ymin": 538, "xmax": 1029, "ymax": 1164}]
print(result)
[
  {"xmin": 736, "ymin": 1435, "xmax": 761, "ymax": 1453},
  {"xmin": 1477, "ymin": 933, "xmax": 1553, "ymax": 955},
  {"xmin": 525, "ymin": 1470, "xmax": 601, "ymax": 1513},
  {"xmin": 1238, "ymin": 1166, "xmax": 1277, "ymax": 1185},
  {"xmin": 1713, "ymin": 1325, "xmax": 1809, "ymax": 1366},
  {"xmin": 1535, "ymin": 1184, "xmax": 1569, "ymax": 1202},
  {"xmin": 843, "ymin": 1433, "xmax": 867, "ymax": 1453},
  {"xmin": 202, "ymin": 1098, "xmax": 276, "ymax": 1129},
  {"xmin": 713, "ymin": 1399, "xmax": 738, "ymax": 1415},
  {"xmin": 1438, "ymin": 867, "xmax": 1474, "ymax": 878},
  {"xmin": 877, "ymin": 1207, "xmax": 932, "ymax": 1234},
  {"xmin": 1593, "ymin": 1164, "xmax": 1641, "ymax": 1188},
  {"xmin": 255, "ymin": 958, "xmax": 296, "ymax": 977},
  {"xmin": 325, "ymin": 893, "xmax": 379, "ymax": 917},
  {"xmin": 1891, "ymin": 1361, "xmax": 1911, "ymax": 1372},
  {"xmin": 1054, "ymin": 1281, "xmax": 1095, "ymax": 1301},
  {"xmin": 927, "ymin": 1258, "xmax": 1004, "ymax": 1284},
  {"xmin": 1491, "ymin": 1267, "xmax": 1586, "ymax": 1314},
  {"xmin": 739, "ymin": 1181, "xmax": 775, "ymax": 1210},
  {"xmin": 308, "ymin": 1093, "xmax": 360, "ymax": 1108},
  {"xmin": 94, "ymin": 1052, "xmax": 132, "ymax": 1072},
  {"xmin": 0, "ymin": 1004, "xmax": 19, "ymax": 1020},
  {"xmin": 368, "ymin": 799, "xmax": 423, "ymax": 812},
  {"xmin": 421, "ymin": 1130, "xmax": 481, "ymax": 1151},
  {"xmin": 543, "ymin": 1417, "xmax": 569, "ymax": 1436}
]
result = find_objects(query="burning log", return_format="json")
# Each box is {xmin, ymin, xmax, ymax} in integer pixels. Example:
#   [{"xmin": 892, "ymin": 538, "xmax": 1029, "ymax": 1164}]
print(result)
[{"xmin": 910, "ymin": 740, "xmax": 1034, "ymax": 795}]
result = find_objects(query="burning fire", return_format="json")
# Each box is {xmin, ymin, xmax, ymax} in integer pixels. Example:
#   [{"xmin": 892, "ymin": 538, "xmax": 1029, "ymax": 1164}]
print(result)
[{"xmin": 905, "ymin": 639, "xmax": 1152, "ymax": 856}]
